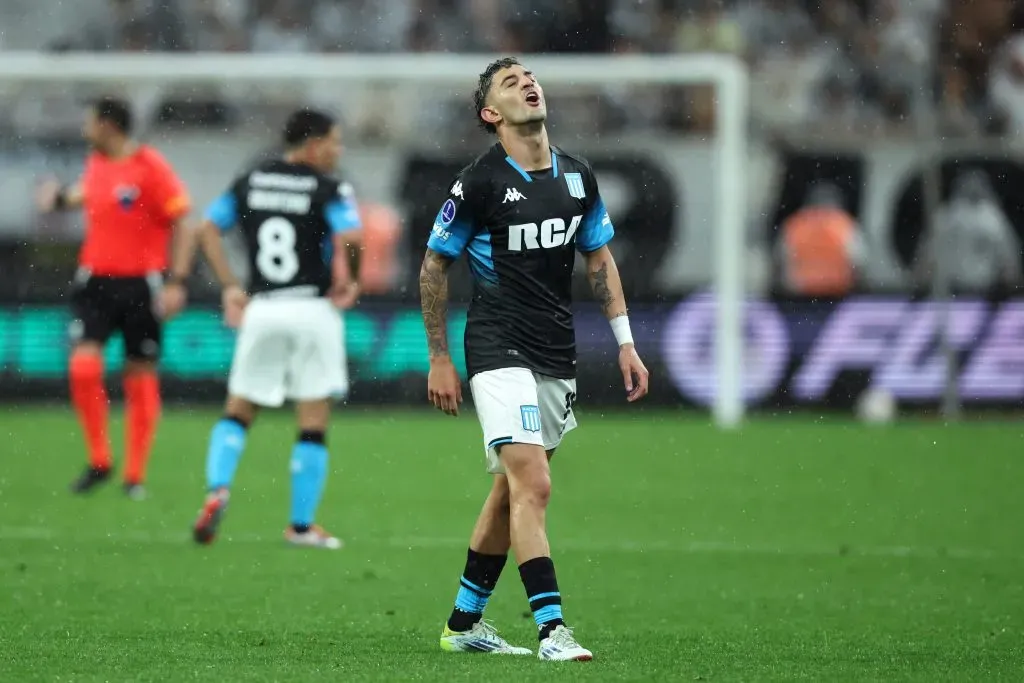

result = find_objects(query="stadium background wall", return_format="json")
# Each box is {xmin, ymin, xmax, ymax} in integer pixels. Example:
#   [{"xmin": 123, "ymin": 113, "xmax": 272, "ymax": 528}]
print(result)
[
  {"xmin": 4, "ymin": 133, "xmax": 1024, "ymax": 411},
  {"xmin": 7, "ymin": 136, "xmax": 1024, "ymax": 302},
  {"xmin": 1, "ymin": 296, "xmax": 1021, "ymax": 409}
]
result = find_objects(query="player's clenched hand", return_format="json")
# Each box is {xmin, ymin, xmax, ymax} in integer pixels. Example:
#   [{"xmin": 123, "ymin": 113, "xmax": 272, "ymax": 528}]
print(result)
[
  {"xmin": 619, "ymin": 344, "xmax": 649, "ymax": 402},
  {"xmin": 427, "ymin": 357, "xmax": 462, "ymax": 416},
  {"xmin": 328, "ymin": 280, "xmax": 360, "ymax": 310},
  {"xmin": 221, "ymin": 285, "xmax": 249, "ymax": 329}
]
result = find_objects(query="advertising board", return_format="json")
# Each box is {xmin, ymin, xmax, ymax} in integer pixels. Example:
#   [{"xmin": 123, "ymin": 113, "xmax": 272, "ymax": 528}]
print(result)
[{"xmin": 2, "ymin": 297, "xmax": 1020, "ymax": 408}]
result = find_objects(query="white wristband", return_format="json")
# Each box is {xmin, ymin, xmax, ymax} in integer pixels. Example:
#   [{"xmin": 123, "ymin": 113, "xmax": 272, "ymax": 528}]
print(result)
[{"xmin": 609, "ymin": 315, "xmax": 633, "ymax": 347}]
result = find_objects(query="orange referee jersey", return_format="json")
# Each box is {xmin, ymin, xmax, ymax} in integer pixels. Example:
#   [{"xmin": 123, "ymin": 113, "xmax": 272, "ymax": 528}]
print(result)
[{"xmin": 79, "ymin": 145, "xmax": 191, "ymax": 277}]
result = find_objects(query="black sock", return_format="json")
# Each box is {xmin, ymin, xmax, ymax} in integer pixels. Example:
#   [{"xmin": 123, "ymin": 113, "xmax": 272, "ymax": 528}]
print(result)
[
  {"xmin": 224, "ymin": 414, "xmax": 250, "ymax": 430},
  {"xmin": 291, "ymin": 524, "xmax": 310, "ymax": 534},
  {"xmin": 447, "ymin": 549, "xmax": 508, "ymax": 632},
  {"xmin": 519, "ymin": 556, "xmax": 565, "ymax": 640}
]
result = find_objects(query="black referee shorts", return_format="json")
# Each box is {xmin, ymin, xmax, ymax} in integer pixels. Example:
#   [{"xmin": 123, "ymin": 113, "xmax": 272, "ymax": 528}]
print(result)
[{"xmin": 69, "ymin": 272, "xmax": 162, "ymax": 361}]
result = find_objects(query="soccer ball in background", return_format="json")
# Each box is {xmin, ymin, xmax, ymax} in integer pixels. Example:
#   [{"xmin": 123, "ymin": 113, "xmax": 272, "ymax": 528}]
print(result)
[{"xmin": 856, "ymin": 387, "xmax": 897, "ymax": 424}]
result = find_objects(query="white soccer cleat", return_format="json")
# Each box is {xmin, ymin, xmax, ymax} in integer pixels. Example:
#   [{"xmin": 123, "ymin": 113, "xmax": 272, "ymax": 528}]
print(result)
[
  {"xmin": 538, "ymin": 625, "xmax": 593, "ymax": 661},
  {"xmin": 440, "ymin": 620, "xmax": 533, "ymax": 655},
  {"xmin": 283, "ymin": 525, "xmax": 343, "ymax": 550}
]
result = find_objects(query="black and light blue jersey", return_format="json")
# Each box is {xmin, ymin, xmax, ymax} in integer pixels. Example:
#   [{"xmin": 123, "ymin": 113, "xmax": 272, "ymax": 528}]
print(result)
[
  {"xmin": 426, "ymin": 143, "xmax": 614, "ymax": 379},
  {"xmin": 204, "ymin": 159, "xmax": 361, "ymax": 296}
]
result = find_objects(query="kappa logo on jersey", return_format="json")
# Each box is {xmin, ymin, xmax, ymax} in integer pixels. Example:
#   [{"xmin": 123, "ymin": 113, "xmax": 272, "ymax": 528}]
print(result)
[
  {"xmin": 338, "ymin": 182, "xmax": 355, "ymax": 198},
  {"xmin": 508, "ymin": 215, "xmax": 582, "ymax": 251},
  {"xmin": 520, "ymin": 405, "xmax": 542, "ymax": 433},
  {"xmin": 115, "ymin": 184, "xmax": 141, "ymax": 209},
  {"xmin": 503, "ymin": 187, "xmax": 527, "ymax": 203},
  {"xmin": 451, "ymin": 181, "xmax": 464, "ymax": 199}
]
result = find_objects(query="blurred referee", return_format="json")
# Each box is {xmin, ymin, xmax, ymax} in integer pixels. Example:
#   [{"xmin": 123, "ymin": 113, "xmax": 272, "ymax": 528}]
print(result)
[{"xmin": 37, "ymin": 97, "xmax": 192, "ymax": 500}]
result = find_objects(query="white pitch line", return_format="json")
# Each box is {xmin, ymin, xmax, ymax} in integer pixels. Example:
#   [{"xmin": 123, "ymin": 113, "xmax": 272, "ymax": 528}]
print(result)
[{"xmin": 0, "ymin": 526, "xmax": 1017, "ymax": 561}]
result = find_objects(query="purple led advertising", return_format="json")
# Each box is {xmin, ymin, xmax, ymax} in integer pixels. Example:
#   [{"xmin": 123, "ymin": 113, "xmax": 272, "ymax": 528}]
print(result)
[{"xmin": 661, "ymin": 296, "xmax": 1024, "ymax": 406}]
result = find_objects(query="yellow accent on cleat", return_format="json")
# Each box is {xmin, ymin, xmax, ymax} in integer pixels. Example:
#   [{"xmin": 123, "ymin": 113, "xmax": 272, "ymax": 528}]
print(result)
[{"xmin": 439, "ymin": 625, "xmax": 461, "ymax": 652}]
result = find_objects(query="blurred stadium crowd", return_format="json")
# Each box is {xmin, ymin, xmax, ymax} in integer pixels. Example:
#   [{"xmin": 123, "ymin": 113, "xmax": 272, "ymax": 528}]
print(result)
[
  {"xmin": 2, "ymin": 0, "xmax": 1023, "ymax": 301},
  {"xmin": 2, "ymin": 0, "xmax": 1024, "ymax": 137}
]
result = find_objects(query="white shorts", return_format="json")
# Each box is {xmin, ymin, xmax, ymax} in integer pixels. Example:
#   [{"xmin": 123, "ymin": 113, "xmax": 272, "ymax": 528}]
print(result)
[
  {"xmin": 227, "ymin": 296, "xmax": 348, "ymax": 408},
  {"xmin": 469, "ymin": 367, "xmax": 578, "ymax": 474}
]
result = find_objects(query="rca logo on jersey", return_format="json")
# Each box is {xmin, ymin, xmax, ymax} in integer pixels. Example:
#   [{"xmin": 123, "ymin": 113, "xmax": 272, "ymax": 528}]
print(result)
[
  {"xmin": 503, "ymin": 187, "xmax": 527, "ymax": 203},
  {"xmin": 508, "ymin": 216, "xmax": 582, "ymax": 251}
]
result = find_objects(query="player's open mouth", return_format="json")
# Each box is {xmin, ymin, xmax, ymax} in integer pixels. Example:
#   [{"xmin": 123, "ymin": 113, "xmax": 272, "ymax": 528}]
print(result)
[{"xmin": 525, "ymin": 92, "xmax": 540, "ymax": 106}]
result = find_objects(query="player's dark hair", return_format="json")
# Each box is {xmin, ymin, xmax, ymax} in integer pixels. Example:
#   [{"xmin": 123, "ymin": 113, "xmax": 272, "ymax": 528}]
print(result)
[
  {"xmin": 283, "ymin": 109, "xmax": 336, "ymax": 148},
  {"xmin": 92, "ymin": 97, "xmax": 133, "ymax": 134},
  {"xmin": 474, "ymin": 56, "xmax": 521, "ymax": 134}
]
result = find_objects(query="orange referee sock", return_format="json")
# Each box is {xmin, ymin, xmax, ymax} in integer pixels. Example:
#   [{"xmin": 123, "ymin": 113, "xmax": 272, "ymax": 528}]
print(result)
[
  {"xmin": 69, "ymin": 351, "xmax": 112, "ymax": 471},
  {"xmin": 124, "ymin": 372, "xmax": 161, "ymax": 485}
]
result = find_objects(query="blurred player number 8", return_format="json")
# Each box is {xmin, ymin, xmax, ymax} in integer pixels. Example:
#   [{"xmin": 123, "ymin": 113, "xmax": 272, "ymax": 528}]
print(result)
[{"xmin": 256, "ymin": 217, "xmax": 300, "ymax": 283}]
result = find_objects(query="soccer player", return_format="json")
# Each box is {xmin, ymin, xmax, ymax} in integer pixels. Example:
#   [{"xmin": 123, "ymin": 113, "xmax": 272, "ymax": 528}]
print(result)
[
  {"xmin": 37, "ymin": 97, "xmax": 192, "ymax": 500},
  {"xmin": 419, "ymin": 58, "xmax": 649, "ymax": 660},
  {"xmin": 171, "ymin": 109, "xmax": 361, "ymax": 549}
]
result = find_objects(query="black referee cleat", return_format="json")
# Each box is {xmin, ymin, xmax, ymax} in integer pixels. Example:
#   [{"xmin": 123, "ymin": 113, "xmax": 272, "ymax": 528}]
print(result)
[{"xmin": 70, "ymin": 466, "xmax": 112, "ymax": 494}]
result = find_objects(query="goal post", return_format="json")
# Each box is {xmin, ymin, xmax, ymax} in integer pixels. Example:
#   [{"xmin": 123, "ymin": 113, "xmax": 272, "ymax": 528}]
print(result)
[{"xmin": 0, "ymin": 52, "xmax": 748, "ymax": 427}]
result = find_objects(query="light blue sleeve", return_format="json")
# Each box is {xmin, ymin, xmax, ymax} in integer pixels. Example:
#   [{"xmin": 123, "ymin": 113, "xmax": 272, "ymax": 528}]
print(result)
[
  {"xmin": 203, "ymin": 192, "xmax": 238, "ymax": 232},
  {"xmin": 426, "ymin": 180, "xmax": 479, "ymax": 258},
  {"xmin": 324, "ymin": 198, "xmax": 361, "ymax": 234},
  {"xmin": 576, "ymin": 196, "xmax": 614, "ymax": 253}
]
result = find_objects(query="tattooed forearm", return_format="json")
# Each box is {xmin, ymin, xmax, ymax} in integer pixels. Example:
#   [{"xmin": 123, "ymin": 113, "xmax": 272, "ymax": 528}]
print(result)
[
  {"xmin": 419, "ymin": 249, "xmax": 452, "ymax": 358},
  {"xmin": 589, "ymin": 262, "xmax": 614, "ymax": 313},
  {"xmin": 586, "ymin": 247, "xmax": 629, "ymax": 319}
]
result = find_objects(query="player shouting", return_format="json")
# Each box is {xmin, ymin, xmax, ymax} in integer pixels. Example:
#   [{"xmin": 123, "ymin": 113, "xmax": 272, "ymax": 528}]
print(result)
[
  {"xmin": 37, "ymin": 97, "xmax": 192, "ymax": 500},
  {"xmin": 419, "ymin": 58, "xmax": 649, "ymax": 660},
  {"xmin": 170, "ymin": 109, "xmax": 361, "ymax": 549}
]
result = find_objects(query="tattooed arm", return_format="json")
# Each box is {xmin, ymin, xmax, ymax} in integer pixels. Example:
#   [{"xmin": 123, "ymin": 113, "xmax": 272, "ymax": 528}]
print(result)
[
  {"xmin": 576, "ymin": 171, "xmax": 648, "ymax": 400},
  {"xmin": 420, "ymin": 248, "xmax": 454, "ymax": 359},
  {"xmin": 584, "ymin": 245, "xmax": 628, "ymax": 321},
  {"xmin": 421, "ymin": 167, "xmax": 479, "ymax": 415},
  {"xmin": 420, "ymin": 247, "xmax": 462, "ymax": 414},
  {"xmin": 584, "ymin": 244, "xmax": 648, "ymax": 400}
]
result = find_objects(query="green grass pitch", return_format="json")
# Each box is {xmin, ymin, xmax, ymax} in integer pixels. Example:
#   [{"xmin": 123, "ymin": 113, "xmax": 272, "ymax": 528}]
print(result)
[{"xmin": 1, "ymin": 407, "xmax": 1022, "ymax": 681}]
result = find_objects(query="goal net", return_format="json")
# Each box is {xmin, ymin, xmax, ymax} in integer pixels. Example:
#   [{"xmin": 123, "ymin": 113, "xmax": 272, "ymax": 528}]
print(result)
[{"xmin": 0, "ymin": 53, "xmax": 748, "ymax": 426}]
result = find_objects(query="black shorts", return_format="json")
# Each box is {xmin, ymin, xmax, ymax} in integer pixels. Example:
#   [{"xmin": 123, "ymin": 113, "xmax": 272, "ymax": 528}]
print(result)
[{"xmin": 69, "ymin": 273, "xmax": 162, "ymax": 361}]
